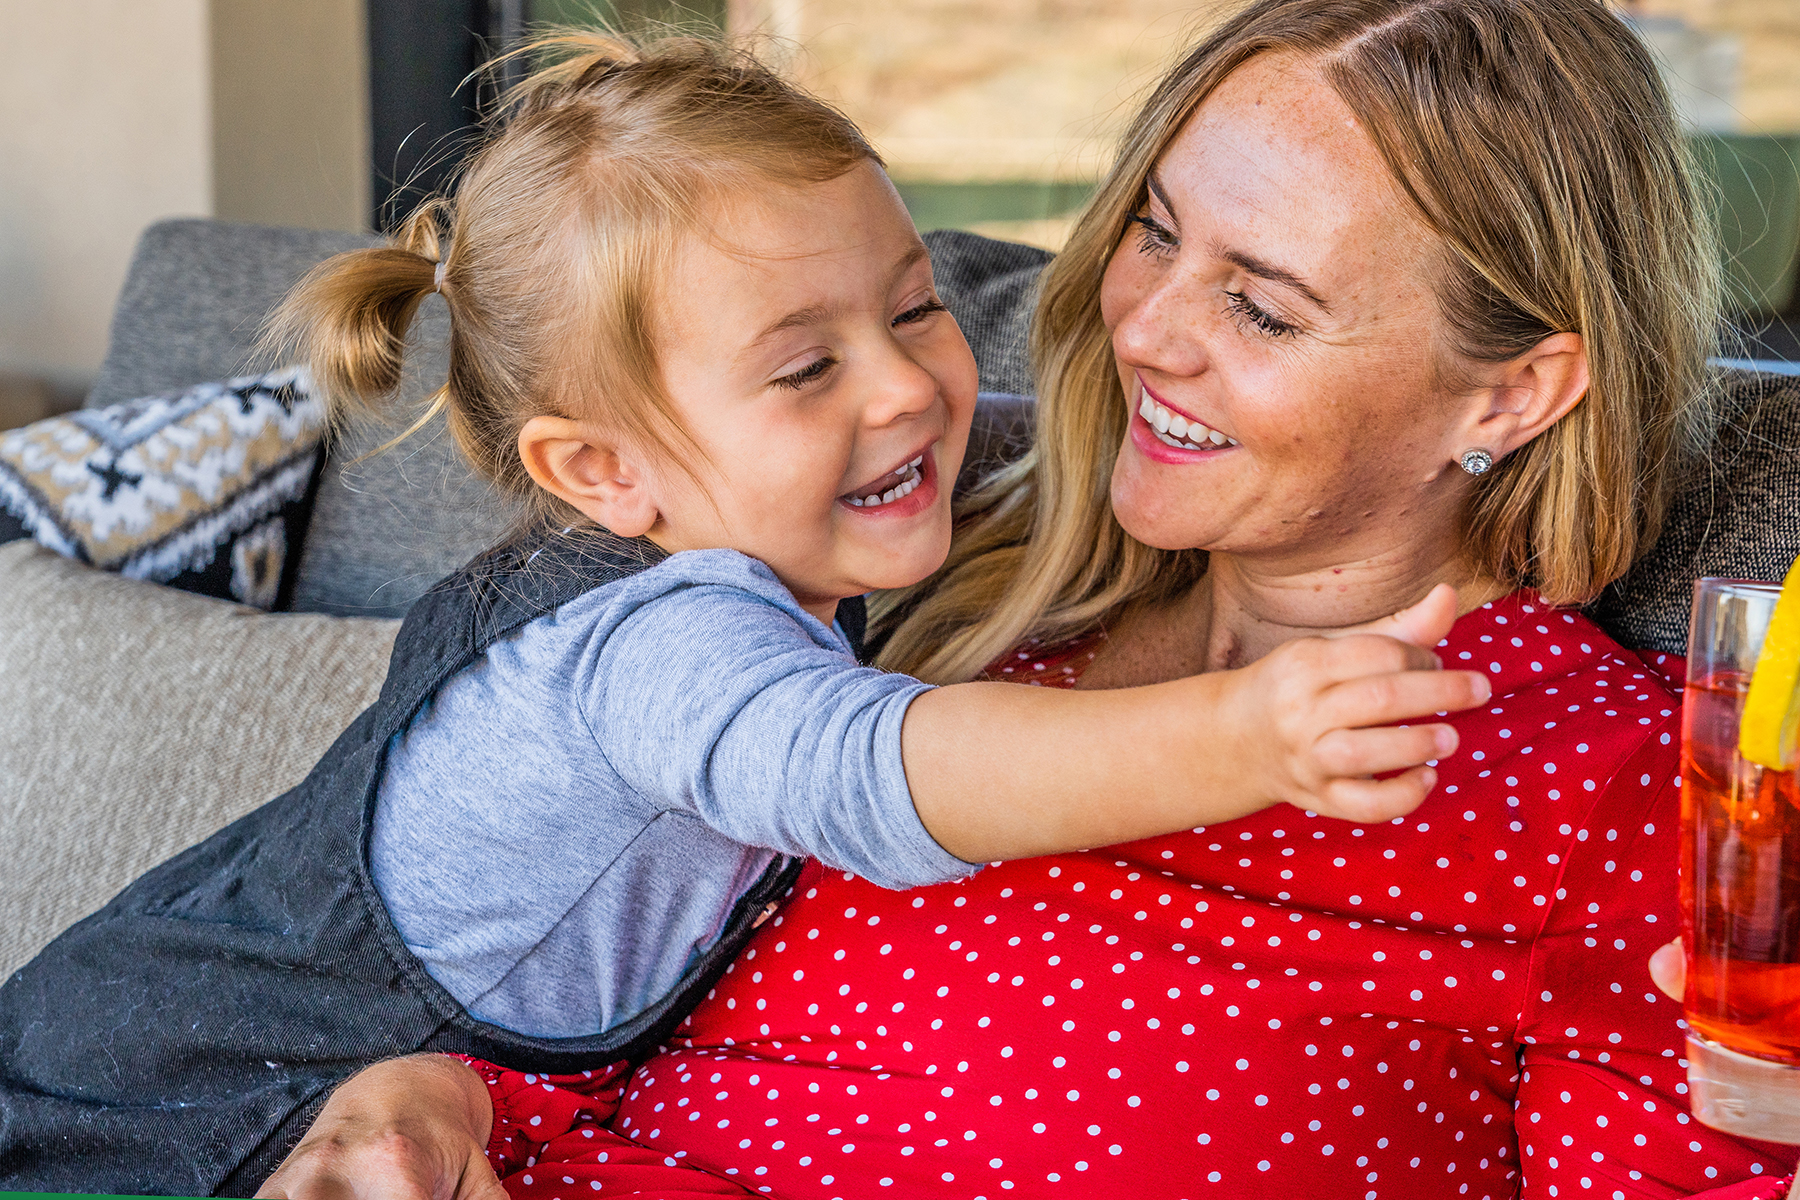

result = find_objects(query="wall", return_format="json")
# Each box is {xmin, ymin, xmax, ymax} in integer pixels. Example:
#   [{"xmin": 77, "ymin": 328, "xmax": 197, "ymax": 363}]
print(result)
[
  {"xmin": 0, "ymin": 0, "xmax": 213, "ymax": 401},
  {"xmin": 0, "ymin": 0, "xmax": 369, "ymax": 409},
  {"xmin": 212, "ymin": 0, "xmax": 370, "ymax": 232}
]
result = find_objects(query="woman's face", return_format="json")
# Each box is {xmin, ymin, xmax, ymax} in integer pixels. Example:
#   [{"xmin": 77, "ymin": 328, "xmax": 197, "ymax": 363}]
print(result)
[{"xmin": 1101, "ymin": 53, "xmax": 1480, "ymax": 572}]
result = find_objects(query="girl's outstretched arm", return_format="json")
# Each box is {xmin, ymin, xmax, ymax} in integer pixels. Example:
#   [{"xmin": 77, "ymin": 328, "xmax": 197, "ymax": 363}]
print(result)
[{"xmin": 905, "ymin": 585, "xmax": 1491, "ymax": 863}]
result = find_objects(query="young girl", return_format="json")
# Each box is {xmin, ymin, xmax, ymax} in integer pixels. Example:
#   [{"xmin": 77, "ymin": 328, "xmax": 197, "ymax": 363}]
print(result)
[{"xmin": 276, "ymin": 35, "xmax": 1488, "ymax": 1041}]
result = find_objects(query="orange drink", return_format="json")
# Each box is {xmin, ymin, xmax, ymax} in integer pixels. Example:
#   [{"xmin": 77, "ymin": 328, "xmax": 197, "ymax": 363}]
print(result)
[{"xmin": 1680, "ymin": 578, "xmax": 1800, "ymax": 1142}]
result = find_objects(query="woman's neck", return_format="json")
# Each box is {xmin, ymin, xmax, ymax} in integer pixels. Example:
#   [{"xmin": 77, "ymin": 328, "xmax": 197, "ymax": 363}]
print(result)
[{"xmin": 1078, "ymin": 545, "xmax": 1509, "ymax": 690}]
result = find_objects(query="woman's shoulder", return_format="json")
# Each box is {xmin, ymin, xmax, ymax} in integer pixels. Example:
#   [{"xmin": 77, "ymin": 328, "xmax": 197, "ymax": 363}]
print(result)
[
  {"xmin": 1440, "ymin": 589, "xmax": 1682, "ymax": 819},
  {"xmin": 1446, "ymin": 588, "xmax": 1683, "ymax": 705}
]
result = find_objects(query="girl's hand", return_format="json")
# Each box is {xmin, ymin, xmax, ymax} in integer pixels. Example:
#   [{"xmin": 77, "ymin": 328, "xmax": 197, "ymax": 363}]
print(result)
[
  {"xmin": 1650, "ymin": 937, "xmax": 1686, "ymax": 1003},
  {"xmin": 256, "ymin": 1055, "xmax": 504, "ymax": 1200},
  {"xmin": 1236, "ymin": 585, "xmax": 1490, "ymax": 824}
]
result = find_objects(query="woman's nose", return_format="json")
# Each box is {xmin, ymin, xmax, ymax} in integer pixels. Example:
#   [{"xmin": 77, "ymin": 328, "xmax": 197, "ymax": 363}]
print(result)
[{"xmin": 1111, "ymin": 271, "xmax": 1212, "ymax": 379}]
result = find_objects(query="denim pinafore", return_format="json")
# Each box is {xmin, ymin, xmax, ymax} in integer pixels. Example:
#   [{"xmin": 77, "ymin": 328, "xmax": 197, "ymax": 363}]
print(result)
[{"xmin": 0, "ymin": 530, "xmax": 853, "ymax": 1195}]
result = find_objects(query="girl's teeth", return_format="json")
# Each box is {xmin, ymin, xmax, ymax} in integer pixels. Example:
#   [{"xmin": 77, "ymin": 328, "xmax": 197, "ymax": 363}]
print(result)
[
  {"xmin": 1134, "ymin": 391, "xmax": 1239, "ymax": 450},
  {"xmin": 848, "ymin": 460, "xmax": 923, "ymax": 508}
]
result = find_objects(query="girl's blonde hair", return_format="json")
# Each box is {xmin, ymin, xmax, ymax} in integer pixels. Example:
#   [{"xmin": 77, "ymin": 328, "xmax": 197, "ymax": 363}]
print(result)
[
  {"xmin": 877, "ymin": 0, "xmax": 1721, "ymax": 683},
  {"xmin": 268, "ymin": 33, "xmax": 877, "ymax": 530}
]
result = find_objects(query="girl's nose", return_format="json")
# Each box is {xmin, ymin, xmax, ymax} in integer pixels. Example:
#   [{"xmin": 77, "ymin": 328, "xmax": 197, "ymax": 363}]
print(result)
[
  {"xmin": 1111, "ymin": 271, "xmax": 1212, "ymax": 380},
  {"xmin": 863, "ymin": 345, "xmax": 942, "ymax": 427}
]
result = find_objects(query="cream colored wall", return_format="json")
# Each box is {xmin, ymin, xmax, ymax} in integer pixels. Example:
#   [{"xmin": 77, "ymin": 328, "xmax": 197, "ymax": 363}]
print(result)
[
  {"xmin": 211, "ymin": 0, "xmax": 370, "ymax": 232},
  {"xmin": 0, "ymin": 0, "xmax": 213, "ymax": 397},
  {"xmin": 0, "ymin": 0, "xmax": 369, "ymax": 404}
]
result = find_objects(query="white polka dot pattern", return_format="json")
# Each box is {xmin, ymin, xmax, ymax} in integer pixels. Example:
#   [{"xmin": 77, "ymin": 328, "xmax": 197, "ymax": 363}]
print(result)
[{"xmin": 470, "ymin": 594, "xmax": 1797, "ymax": 1200}]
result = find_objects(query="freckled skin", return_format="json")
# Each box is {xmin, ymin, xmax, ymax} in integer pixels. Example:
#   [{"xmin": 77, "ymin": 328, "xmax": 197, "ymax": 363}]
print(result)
[{"xmin": 1082, "ymin": 53, "xmax": 1501, "ymax": 687}]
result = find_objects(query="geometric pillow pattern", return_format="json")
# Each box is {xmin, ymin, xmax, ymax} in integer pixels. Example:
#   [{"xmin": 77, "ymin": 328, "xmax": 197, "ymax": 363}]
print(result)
[{"xmin": 0, "ymin": 367, "xmax": 326, "ymax": 609}]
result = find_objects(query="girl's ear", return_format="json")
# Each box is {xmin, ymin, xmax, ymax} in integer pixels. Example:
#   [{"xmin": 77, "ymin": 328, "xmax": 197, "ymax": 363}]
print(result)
[
  {"xmin": 1461, "ymin": 331, "xmax": 1590, "ymax": 459},
  {"xmin": 517, "ymin": 415, "xmax": 662, "ymax": 538}
]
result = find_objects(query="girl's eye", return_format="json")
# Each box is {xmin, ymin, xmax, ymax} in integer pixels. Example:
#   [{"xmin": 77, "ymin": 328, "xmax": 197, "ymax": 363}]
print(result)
[
  {"xmin": 1224, "ymin": 289, "xmax": 1299, "ymax": 339},
  {"xmin": 1126, "ymin": 212, "xmax": 1177, "ymax": 257},
  {"xmin": 772, "ymin": 355, "xmax": 836, "ymax": 391},
  {"xmin": 893, "ymin": 298, "xmax": 947, "ymax": 327}
]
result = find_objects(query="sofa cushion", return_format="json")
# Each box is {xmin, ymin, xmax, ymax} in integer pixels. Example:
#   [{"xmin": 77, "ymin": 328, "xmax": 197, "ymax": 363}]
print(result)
[
  {"xmin": 1589, "ymin": 369, "xmax": 1800, "ymax": 652},
  {"xmin": 0, "ymin": 541, "xmax": 397, "ymax": 980},
  {"xmin": 1, "ymin": 367, "xmax": 325, "ymax": 608},
  {"xmin": 286, "ymin": 301, "xmax": 525, "ymax": 616},
  {"xmin": 88, "ymin": 219, "xmax": 381, "ymax": 407}
]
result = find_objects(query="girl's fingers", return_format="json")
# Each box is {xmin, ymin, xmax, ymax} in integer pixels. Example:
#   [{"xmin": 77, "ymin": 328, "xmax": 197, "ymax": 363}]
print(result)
[
  {"xmin": 1311, "ymin": 766, "xmax": 1438, "ymax": 823},
  {"xmin": 1332, "ymin": 583, "xmax": 1459, "ymax": 649},
  {"xmin": 1649, "ymin": 937, "xmax": 1685, "ymax": 1003},
  {"xmin": 1320, "ymin": 669, "xmax": 1491, "ymax": 729},
  {"xmin": 1312, "ymin": 723, "xmax": 1456, "ymax": 778}
]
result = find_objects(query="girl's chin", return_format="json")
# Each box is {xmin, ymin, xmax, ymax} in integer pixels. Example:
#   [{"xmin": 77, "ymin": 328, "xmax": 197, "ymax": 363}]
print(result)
[{"xmin": 846, "ymin": 532, "xmax": 952, "ymax": 595}]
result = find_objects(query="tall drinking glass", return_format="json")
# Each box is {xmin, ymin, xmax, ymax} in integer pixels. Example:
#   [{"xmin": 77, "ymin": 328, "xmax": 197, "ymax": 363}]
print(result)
[{"xmin": 1681, "ymin": 578, "xmax": 1800, "ymax": 1142}]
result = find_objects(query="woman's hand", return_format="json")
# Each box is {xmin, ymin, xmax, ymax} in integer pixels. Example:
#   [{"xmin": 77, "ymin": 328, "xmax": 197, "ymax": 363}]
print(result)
[
  {"xmin": 256, "ymin": 1055, "xmax": 504, "ymax": 1200},
  {"xmin": 1236, "ymin": 584, "xmax": 1491, "ymax": 824},
  {"xmin": 1650, "ymin": 937, "xmax": 1686, "ymax": 1003}
]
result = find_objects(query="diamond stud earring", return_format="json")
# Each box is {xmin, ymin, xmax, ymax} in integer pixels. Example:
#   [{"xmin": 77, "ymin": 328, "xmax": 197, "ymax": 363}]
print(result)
[{"xmin": 1459, "ymin": 448, "xmax": 1493, "ymax": 476}]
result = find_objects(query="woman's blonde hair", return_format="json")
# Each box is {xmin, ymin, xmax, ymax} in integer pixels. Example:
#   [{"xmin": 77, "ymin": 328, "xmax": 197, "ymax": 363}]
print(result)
[
  {"xmin": 877, "ymin": 0, "xmax": 1721, "ymax": 683},
  {"xmin": 267, "ymin": 33, "xmax": 877, "ymax": 530}
]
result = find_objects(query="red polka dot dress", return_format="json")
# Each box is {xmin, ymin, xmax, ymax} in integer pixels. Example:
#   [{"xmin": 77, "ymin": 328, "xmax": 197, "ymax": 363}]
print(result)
[{"xmin": 465, "ymin": 593, "xmax": 1797, "ymax": 1199}]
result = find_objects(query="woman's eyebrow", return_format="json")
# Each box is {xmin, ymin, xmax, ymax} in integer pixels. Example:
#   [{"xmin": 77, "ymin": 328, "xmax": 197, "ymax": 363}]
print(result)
[
  {"xmin": 1218, "ymin": 247, "xmax": 1332, "ymax": 313},
  {"xmin": 1148, "ymin": 167, "xmax": 1331, "ymax": 314}
]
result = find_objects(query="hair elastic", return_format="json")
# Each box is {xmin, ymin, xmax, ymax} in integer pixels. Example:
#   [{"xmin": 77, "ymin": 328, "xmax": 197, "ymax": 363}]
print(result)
[
  {"xmin": 1459, "ymin": 448, "xmax": 1493, "ymax": 476},
  {"xmin": 433, "ymin": 261, "xmax": 448, "ymax": 293}
]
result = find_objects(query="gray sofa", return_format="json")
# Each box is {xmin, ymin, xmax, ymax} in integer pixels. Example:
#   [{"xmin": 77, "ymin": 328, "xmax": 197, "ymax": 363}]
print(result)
[{"xmin": 0, "ymin": 215, "xmax": 1797, "ymax": 981}]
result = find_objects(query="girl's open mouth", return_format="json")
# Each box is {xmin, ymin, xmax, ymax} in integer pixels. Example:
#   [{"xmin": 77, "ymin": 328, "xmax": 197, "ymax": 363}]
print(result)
[
  {"xmin": 839, "ymin": 446, "xmax": 939, "ymax": 517},
  {"xmin": 845, "ymin": 454, "xmax": 925, "ymax": 507}
]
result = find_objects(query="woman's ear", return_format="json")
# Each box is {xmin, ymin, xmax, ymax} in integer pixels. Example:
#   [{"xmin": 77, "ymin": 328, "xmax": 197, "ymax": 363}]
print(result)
[
  {"xmin": 517, "ymin": 415, "xmax": 662, "ymax": 538},
  {"xmin": 1464, "ymin": 331, "xmax": 1590, "ymax": 459}
]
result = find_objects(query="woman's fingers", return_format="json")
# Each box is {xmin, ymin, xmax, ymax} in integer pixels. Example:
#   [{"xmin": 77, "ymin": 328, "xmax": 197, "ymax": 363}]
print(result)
[
  {"xmin": 255, "ymin": 1056, "xmax": 504, "ymax": 1200},
  {"xmin": 1312, "ymin": 722, "xmax": 1457, "ymax": 779},
  {"xmin": 257, "ymin": 1135, "xmax": 507, "ymax": 1200},
  {"xmin": 1649, "ymin": 938, "xmax": 1686, "ymax": 1003}
]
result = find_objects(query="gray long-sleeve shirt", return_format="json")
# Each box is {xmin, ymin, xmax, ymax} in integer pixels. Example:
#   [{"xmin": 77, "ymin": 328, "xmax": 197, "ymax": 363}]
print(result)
[{"xmin": 370, "ymin": 548, "xmax": 973, "ymax": 1039}]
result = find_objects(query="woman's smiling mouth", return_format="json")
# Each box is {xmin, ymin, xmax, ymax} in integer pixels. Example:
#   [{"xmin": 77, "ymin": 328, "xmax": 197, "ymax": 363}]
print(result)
[{"xmin": 1136, "ymin": 385, "xmax": 1239, "ymax": 451}]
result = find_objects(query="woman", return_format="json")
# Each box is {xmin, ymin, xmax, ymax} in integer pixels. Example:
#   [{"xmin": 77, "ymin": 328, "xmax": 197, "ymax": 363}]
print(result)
[{"xmin": 260, "ymin": 1, "xmax": 1795, "ymax": 1196}]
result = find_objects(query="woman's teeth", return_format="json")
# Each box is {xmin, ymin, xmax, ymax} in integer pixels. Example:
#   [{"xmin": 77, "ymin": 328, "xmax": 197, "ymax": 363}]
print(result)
[
  {"xmin": 1138, "ymin": 394, "xmax": 1237, "ymax": 450},
  {"xmin": 847, "ymin": 456, "xmax": 926, "ymax": 508}
]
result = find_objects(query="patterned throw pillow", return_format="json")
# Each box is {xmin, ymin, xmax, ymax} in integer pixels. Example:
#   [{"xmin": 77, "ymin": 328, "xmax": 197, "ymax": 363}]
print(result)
[{"xmin": 0, "ymin": 368, "xmax": 326, "ymax": 609}]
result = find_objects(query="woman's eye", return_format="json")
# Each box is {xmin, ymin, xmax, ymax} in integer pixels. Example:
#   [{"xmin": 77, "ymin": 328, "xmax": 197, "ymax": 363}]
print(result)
[
  {"xmin": 1127, "ymin": 212, "xmax": 1177, "ymax": 257},
  {"xmin": 1224, "ymin": 289, "xmax": 1299, "ymax": 338},
  {"xmin": 893, "ymin": 299, "xmax": 947, "ymax": 327},
  {"xmin": 772, "ymin": 355, "xmax": 836, "ymax": 391}
]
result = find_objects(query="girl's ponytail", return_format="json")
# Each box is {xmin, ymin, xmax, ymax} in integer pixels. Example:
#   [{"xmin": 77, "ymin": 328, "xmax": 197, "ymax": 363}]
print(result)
[{"xmin": 263, "ymin": 196, "xmax": 452, "ymax": 429}]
